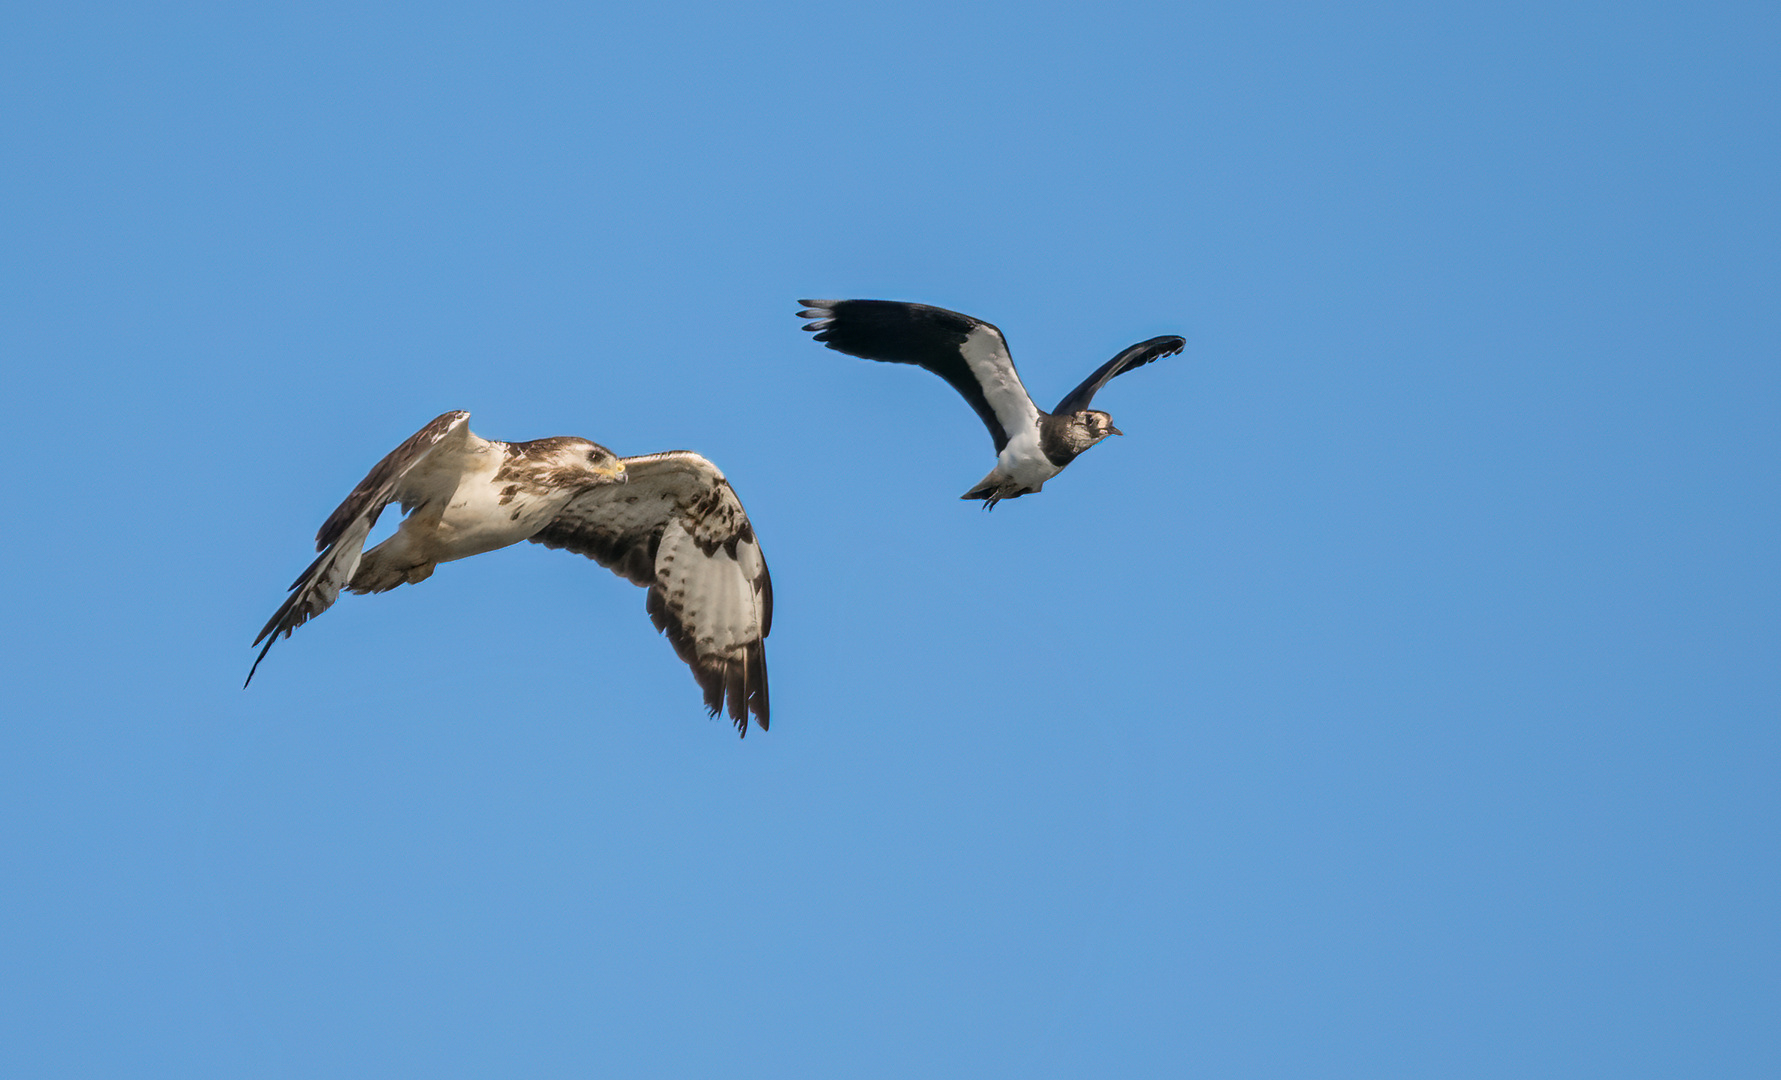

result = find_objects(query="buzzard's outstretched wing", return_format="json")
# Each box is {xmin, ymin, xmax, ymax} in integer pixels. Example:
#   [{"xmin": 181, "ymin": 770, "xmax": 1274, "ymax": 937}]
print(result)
[
  {"xmin": 1051, "ymin": 335, "xmax": 1186, "ymax": 416},
  {"xmin": 798, "ymin": 299, "xmax": 1041, "ymax": 453},
  {"xmin": 247, "ymin": 410, "xmax": 472, "ymax": 685},
  {"xmin": 529, "ymin": 451, "xmax": 772, "ymax": 735}
]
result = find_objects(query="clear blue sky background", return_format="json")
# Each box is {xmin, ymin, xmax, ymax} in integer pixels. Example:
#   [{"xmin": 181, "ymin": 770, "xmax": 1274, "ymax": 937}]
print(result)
[{"xmin": 3, "ymin": 2, "xmax": 1776, "ymax": 1076}]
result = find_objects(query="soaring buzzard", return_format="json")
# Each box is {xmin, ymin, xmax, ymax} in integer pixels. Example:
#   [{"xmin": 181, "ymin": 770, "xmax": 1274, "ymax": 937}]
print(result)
[
  {"xmin": 798, "ymin": 300, "xmax": 1185, "ymax": 508},
  {"xmin": 248, "ymin": 411, "xmax": 771, "ymax": 734}
]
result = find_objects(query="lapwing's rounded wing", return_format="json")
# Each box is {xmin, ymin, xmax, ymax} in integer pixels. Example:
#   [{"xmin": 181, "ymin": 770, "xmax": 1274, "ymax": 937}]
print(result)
[
  {"xmin": 527, "ymin": 451, "xmax": 772, "ymax": 735},
  {"xmin": 798, "ymin": 299, "xmax": 1041, "ymax": 454},
  {"xmin": 798, "ymin": 298, "xmax": 1186, "ymax": 508},
  {"xmin": 1051, "ymin": 335, "xmax": 1186, "ymax": 416},
  {"xmin": 247, "ymin": 410, "xmax": 472, "ymax": 686}
]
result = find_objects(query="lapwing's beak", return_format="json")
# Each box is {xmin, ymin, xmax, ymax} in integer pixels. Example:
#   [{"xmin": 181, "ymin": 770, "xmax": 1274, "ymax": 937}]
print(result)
[{"xmin": 1109, "ymin": 426, "xmax": 1124, "ymax": 437}]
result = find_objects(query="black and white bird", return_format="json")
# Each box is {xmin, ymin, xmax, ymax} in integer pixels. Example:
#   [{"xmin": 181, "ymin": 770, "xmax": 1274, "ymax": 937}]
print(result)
[
  {"xmin": 797, "ymin": 300, "xmax": 1185, "ymax": 507},
  {"xmin": 248, "ymin": 411, "xmax": 771, "ymax": 735}
]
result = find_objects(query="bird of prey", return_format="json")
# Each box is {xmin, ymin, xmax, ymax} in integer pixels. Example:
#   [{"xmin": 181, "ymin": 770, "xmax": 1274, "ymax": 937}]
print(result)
[
  {"xmin": 797, "ymin": 300, "xmax": 1185, "ymax": 508},
  {"xmin": 248, "ymin": 411, "xmax": 771, "ymax": 735}
]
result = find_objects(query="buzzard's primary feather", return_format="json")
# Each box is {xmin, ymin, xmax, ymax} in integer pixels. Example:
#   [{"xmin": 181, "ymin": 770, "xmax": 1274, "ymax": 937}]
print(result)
[{"xmin": 529, "ymin": 452, "xmax": 772, "ymax": 731}]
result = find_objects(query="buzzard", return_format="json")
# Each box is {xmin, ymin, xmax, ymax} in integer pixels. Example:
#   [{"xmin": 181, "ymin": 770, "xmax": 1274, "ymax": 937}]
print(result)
[
  {"xmin": 798, "ymin": 300, "xmax": 1185, "ymax": 508},
  {"xmin": 248, "ymin": 411, "xmax": 771, "ymax": 734}
]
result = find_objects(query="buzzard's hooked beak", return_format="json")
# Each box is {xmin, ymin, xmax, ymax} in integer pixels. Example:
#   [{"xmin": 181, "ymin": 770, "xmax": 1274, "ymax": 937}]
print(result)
[{"xmin": 594, "ymin": 462, "xmax": 627, "ymax": 483}]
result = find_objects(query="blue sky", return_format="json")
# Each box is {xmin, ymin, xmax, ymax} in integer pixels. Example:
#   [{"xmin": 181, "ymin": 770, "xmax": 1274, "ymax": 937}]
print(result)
[{"xmin": 3, "ymin": 1, "xmax": 1777, "ymax": 1076}]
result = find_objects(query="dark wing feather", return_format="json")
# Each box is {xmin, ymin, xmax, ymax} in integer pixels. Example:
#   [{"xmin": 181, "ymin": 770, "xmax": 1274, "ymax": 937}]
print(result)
[
  {"xmin": 1051, "ymin": 335, "xmax": 1186, "ymax": 416},
  {"xmin": 529, "ymin": 451, "xmax": 771, "ymax": 736},
  {"xmin": 312, "ymin": 410, "xmax": 470, "ymax": 549},
  {"xmin": 798, "ymin": 299, "xmax": 1036, "ymax": 453},
  {"xmin": 246, "ymin": 410, "xmax": 471, "ymax": 686}
]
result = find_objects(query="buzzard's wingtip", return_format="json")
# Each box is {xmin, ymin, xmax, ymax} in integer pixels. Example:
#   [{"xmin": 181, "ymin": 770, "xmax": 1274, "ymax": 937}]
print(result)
[{"xmin": 244, "ymin": 638, "xmax": 275, "ymax": 688}]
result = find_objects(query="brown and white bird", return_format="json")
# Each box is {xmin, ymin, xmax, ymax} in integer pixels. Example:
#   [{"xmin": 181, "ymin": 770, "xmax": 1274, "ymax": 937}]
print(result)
[
  {"xmin": 247, "ymin": 411, "xmax": 771, "ymax": 735},
  {"xmin": 798, "ymin": 300, "xmax": 1185, "ymax": 508}
]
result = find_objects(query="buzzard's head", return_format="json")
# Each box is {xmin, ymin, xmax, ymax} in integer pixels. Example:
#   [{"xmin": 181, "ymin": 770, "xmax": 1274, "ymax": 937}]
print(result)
[
  {"xmin": 582, "ymin": 444, "xmax": 627, "ymax": 484},
  {"xmin": 523, "ymin": 437, "xmax": 627, "ymax": 487}
]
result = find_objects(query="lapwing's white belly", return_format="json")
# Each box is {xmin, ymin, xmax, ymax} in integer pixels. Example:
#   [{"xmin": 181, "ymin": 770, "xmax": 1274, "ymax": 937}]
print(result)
[{"xmin": 996, "ymin": 424, "xmax": 1063, "ymax": 490}]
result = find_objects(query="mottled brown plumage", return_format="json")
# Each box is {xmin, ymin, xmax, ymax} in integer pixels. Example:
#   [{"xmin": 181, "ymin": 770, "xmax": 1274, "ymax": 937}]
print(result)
[{"xmin": 249, "ymin": 413, "xmax": 771, "ymax": 735}]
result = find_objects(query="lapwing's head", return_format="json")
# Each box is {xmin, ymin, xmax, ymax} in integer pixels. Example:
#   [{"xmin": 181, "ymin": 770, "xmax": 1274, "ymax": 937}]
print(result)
[{"xmin": 1064, "ymin": 409, "xmax": 1123, "ymax": 451}]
